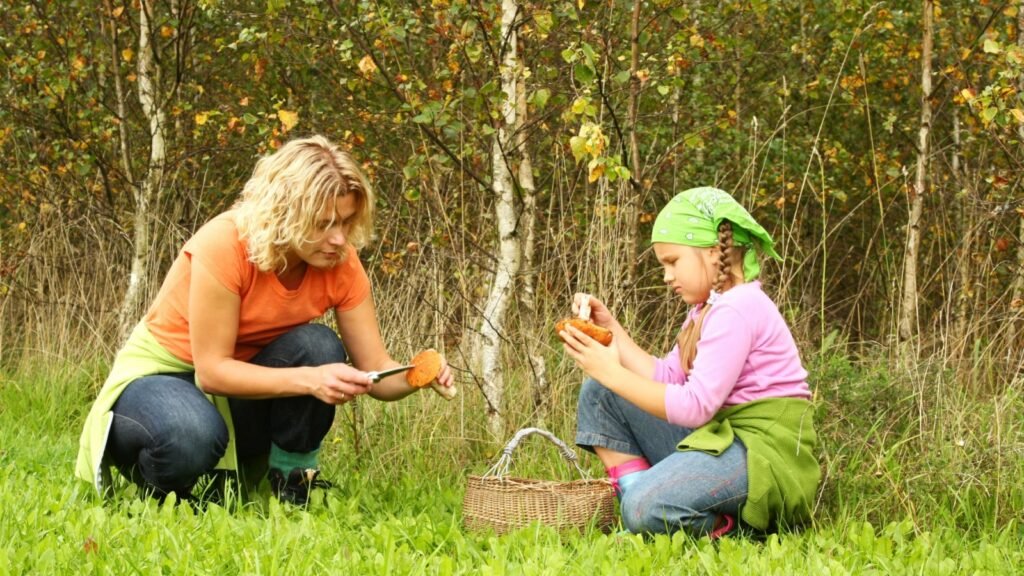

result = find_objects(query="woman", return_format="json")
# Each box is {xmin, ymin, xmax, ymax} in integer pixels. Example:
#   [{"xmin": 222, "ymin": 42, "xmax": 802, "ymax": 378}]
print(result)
[{"xmin": 76, "ymin": 135, "xmax": 454, "ymax": 505}]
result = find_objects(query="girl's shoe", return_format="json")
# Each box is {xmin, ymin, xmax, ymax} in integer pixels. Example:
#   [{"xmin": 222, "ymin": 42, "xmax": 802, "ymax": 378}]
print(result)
[{"xmin": 708, "ymin": 514, "xmax": 735, "ymax": 540}]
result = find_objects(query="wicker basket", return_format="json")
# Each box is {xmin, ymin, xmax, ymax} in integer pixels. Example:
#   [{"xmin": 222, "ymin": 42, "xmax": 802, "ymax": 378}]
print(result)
[{"xmin": 462, "ymin": 427, "xmax": 616, "ymax": 534}]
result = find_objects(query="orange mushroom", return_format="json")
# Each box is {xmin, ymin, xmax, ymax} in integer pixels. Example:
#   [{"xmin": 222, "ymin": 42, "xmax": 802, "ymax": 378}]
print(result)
[
  {"xmin": 555, "ymin": 318, "xmax": 613, "ymax": 346},
  {"xmin": 407, "ymin": 348, "xmax": 457, "ymax": 399}
]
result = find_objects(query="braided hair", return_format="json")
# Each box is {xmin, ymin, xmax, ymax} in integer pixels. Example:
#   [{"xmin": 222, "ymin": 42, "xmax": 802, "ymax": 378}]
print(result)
[{"xmin": 675, "ymin": 221, "xmax": 745, "ymax": 373}]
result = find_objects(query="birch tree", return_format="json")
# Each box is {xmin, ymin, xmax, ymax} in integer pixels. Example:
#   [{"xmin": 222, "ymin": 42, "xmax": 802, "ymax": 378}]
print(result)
[
  {"xmin": 898, "ymin": 0, "xmax": 933, "ymax": 347},
  {"xmin": 1009, "ymin": 5, "xmax": 1024, "ymax": 347},
  {"xmin": 117, "ymin": 0, "xmax": 168, "ymax": 339},
  {"xmin": 514, "ymin": 42, "xmax": 548, "ymax": 423},
  {"xmin": 478, "ymin": 0, "xmax": 523, "ymax": 438}
]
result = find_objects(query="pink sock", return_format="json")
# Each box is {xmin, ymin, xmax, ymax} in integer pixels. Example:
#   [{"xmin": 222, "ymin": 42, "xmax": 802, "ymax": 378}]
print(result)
[{"xmin": 606, "ymin": 458, "xmax": 650, "ymax": 495}]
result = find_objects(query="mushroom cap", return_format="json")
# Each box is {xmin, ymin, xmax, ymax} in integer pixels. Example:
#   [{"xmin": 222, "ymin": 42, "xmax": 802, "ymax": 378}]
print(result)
[
  {"xmin": 407, "ymin": 348, "xmax": 443, "ymax": 388},
  {"xmin": 555, "ymin": 318, "xmax": 613, "ymax": 346}
]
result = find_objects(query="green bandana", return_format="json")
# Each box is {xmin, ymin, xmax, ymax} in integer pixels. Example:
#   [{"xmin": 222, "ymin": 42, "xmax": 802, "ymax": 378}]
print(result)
[{"xmin": 651, "ymin": 187, "xmax": 781, "ymax": 281}]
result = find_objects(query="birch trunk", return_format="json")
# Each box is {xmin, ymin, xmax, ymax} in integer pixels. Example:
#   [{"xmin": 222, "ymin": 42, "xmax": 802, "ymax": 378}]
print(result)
[
  {"xmin": 118, "ymin": 0, "xmax": 167, "ymax": 340},
  {"xmin": 623, "ymin": 0, "xmax": 642, "ymax": 286},
  {"xmin": 514, "ymin": 48, "xmax": 548, "ymax": 423},
  {"xmin": 1008, "ymin": 7, "xmax": 1024, "ymax": 349},
  {"xmin": 952, "ymin": 113, "xmax": 973, "ymax": 353},
  {"xmin": 103, "ymin": 0, "xmax": 134, "ymax": 185},
  {"xmin": 898, "ymin": 0, "xmax": 933, "ymax": 348},
  {"xmin": 479, "ymin": 0, "xmax": 522, "ymax": 439}
]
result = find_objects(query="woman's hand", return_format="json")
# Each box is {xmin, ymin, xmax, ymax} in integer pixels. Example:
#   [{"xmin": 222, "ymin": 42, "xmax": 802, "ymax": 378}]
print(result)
[
  {"xmin": 433, "ymin": 357, "xmax": 454, "ymax": 391},
  {"xmin": 560, "ymin": 322, "xmax": 623, "ymax": 383},
  {"xmin": 309, "ymin": 363, "xmax": 373, "ymax": 405}
]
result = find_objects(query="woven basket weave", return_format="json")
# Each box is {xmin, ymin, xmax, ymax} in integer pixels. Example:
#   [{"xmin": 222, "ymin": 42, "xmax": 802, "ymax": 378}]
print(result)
[{"xmin": 462, "ymin": 428, "xmax": 616, "ymax": 534}]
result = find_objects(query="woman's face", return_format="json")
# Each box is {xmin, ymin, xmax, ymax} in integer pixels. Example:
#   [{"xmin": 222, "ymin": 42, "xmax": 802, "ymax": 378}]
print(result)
[
  {"xmin": 292, "ymin": 194, "xmax": 358, "ymax": 269},
  {"xmin": 653, "ymin": 242, "xmax": 716, "ymax": 305}
]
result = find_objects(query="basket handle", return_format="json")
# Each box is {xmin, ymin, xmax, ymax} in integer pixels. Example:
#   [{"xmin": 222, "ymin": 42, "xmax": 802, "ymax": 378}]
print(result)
[{"xmin": 482, "ymin": 427, "xmax": 590, "ymax": 480}]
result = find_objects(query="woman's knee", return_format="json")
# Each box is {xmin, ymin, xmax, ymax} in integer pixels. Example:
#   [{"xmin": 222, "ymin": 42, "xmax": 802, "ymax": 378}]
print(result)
[
  {"xmin": 141, "ymin": 408, "xmax": 228, "ymax": 489},
  {"xmin": 290, "ymin": 323, "xmax": 347, "ymax": 365}
]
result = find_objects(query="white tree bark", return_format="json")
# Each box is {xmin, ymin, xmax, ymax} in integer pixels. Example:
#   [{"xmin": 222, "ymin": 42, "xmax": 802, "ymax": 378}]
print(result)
[
  {"xmin": 103, "ymin": 0, "xmax": 134, "ymax": 185},
  {"xmin": 1009, "ymin": 6, "xmax": 1024, "ymax": 349},
  {"xmin": 898, "ymin": 0, "xmax": 932, "ymax": 346},
  {"xmin": 514, "ymin": 54, "xmax": 547, "ymax": 423},
  {"xmin": 478, "ymin": 0, "xmax": 522, "ymax": 439},
  {"xmin": 623, "ymin": 0, "xmax": 642, "ymax": 286},
  {"xmin": 118, "ymin": 0, "xmax": 167, "ymax": 340}
]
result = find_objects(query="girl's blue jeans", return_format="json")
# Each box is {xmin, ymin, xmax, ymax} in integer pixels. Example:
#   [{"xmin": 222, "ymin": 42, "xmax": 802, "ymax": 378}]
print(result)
[
  {"xmin": 575, "ymin": 377, "xmax": 749, "ymax": 535},
  {"xmin": 106, "ymin": 323, "xmax": 344, "ymax": 497}
]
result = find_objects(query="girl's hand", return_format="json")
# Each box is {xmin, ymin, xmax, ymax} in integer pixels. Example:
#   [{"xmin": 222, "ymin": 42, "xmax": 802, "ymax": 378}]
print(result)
[
  {"xmin": 310, "ymin": 363, "xmax": 373, "ymax": 405},
  {"xmin": 572, "ymin": 293, "xmax": 617, "ymax": 330},
  {"xmin": 560, "ymin": 322, "xmax": 622, "ymax": 382}
]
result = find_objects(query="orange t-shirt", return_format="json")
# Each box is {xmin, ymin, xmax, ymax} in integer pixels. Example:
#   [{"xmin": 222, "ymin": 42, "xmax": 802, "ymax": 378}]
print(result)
[{"xmin": 144, "ymin": 211, "xmax": 371, "ymax": 363}]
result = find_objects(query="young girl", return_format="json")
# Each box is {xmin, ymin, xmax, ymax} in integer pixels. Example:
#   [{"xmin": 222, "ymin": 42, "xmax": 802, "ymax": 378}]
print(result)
[
  {"xmin": 559, "ymin": 186, "xmax": 818, "ymax": 538},
  {"xmin": 76, "ymin": 135, "xmax": 454, "ymax": 505}
]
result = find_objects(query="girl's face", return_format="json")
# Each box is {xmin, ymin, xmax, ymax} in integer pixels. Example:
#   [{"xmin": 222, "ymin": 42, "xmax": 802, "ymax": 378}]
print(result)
[
  {"xmin": 291, "ymin": 194, "xmax": 358, "ymax": 269},
  {"xmin": 654, "ymin": 243, "xmax": 717, "ymax": 305}
]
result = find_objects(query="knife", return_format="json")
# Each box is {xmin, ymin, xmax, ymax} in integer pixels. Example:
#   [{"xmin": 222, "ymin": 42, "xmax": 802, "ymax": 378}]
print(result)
[{"xmin": 366, "ymin": 364, "xmax": 415, "ymax": 383}]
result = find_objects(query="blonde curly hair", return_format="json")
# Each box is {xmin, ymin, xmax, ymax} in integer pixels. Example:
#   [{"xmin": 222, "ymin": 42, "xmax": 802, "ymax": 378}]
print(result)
[{"xmin": 233, "ymin": 135, "xmax": 374, "ymax": 273}]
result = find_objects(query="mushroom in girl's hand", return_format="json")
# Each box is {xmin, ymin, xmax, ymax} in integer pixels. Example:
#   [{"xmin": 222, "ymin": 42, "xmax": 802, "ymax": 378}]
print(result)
[
  {"xmin": 407, "ymin": 348, "xmax": 457, "ymax": 399},
  {"xmin": 555, "ymin": 318, "xmax": 613, "ymax": 346}
]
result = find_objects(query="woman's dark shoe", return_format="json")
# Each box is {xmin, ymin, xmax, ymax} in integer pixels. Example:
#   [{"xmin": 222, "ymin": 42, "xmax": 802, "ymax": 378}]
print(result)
[{"xmin": 267, "ymin": 467, "xmax": 333, "ymax": 505}]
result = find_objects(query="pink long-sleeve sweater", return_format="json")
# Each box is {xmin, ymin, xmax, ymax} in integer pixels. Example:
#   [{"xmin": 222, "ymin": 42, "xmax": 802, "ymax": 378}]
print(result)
[{"xmin": 653, "ymin": 281, "xmax": 811, "ymax": 428}]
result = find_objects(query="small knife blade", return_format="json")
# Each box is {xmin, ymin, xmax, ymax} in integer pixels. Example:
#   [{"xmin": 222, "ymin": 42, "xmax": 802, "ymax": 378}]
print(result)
[{"xmin": 366, "ymin": 364, "xmax": 415, "ymax": 383}]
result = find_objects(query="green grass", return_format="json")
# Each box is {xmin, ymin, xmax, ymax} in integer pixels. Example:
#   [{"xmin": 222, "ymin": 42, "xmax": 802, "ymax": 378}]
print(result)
[{"xmin": 1, "ymin": 356, "xmax": 1023, "ymax": 575}]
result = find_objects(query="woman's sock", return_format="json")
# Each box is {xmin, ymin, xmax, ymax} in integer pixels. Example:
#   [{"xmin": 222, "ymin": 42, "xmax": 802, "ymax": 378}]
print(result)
[
  {"xmin": 606, "ymin": 458, "xmax": 651, "ymax": 497},
  {"xmin": 269, "ymin": 442, "xmax": 319, "ymax": 473}
]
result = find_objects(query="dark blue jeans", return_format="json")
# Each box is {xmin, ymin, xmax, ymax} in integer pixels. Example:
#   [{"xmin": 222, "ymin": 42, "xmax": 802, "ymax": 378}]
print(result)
[{"xmin": 106, "ymin": 323, "xmax": 345, "ymax": 497}]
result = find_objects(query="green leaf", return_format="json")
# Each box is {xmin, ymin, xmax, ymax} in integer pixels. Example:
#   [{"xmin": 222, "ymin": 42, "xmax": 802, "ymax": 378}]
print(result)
[
  {"xmin": 612, "ymin": 70, "xmax": 630, "ymax": 84},
  {"xmin": 574, "ymin": 63, "xmax": 596, "ymax": 84},
  {"xmin": 580, "ymin": 42, "xmax": 598, "ymax": 67},
  {"xmin": 529, "ymin": 88, "xmax": 551, "ymax": 109},
  {"xmin": 534, "ymin": 11, "xmax": 553, "ymax": 36},
  {"xmin": 569, "ymin": 135, "xmax": 587, "ymax": 162},
  {"xmin": 657, "ymin": 85, "xmax": 671, "ymax": 96},
  {"xmin": 982, "ymin": 39, "xmax": 1001, "ymax": 54},
  {"xmin": 684, "ymin": 132, "xmax": 705, "ymax": 149}
]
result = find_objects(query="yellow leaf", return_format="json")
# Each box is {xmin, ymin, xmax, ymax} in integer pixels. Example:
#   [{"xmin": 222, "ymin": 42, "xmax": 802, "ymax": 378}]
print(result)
[
  {"xmin": 689, "ymin": 33, "xmax": 705, "ymax": 48},
  {"xmin": 112, "ymin": 6, "xmax": 124, "ymax": 18},
  {"xmin": 277, "ymin": 109, "xmax": 299, "ymax": 132},
  {"xmin": 160, "ymin": 26, "xmax": 174, "ymax": 38},
  {"xmin": 587, "ymin": 159, "xmax": 604, "ymax": 183},
  {"xmin": 17, "ymin": 222, "xmax": 26, "ymax": 231},
  {"xmin": 1011, "ymin": 108, "xmax": 1024, "ymax": 123},
  {"xmin": 121, "ymin": 48, "xmax": 134, "ymax": 63},
  {"xmin": 194, "ymin": 111, "xmax": 209, "ymax": 126},
  {"xmin": 357, "ymin": 55, "xmax": 377, "ymax": 78},
  {"xmin": 578, "ymin": 0, "xmax": 585, "ymax": 9}
]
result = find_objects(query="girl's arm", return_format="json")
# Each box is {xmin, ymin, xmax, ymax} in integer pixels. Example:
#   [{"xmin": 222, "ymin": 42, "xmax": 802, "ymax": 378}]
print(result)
[
  {"xmin": 334, "ymin": 297, "xmax": 454, "ymax": 401},
  {"xmin": 190, "ymin": 260, "xmax": 371, "ymax": 404}
]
